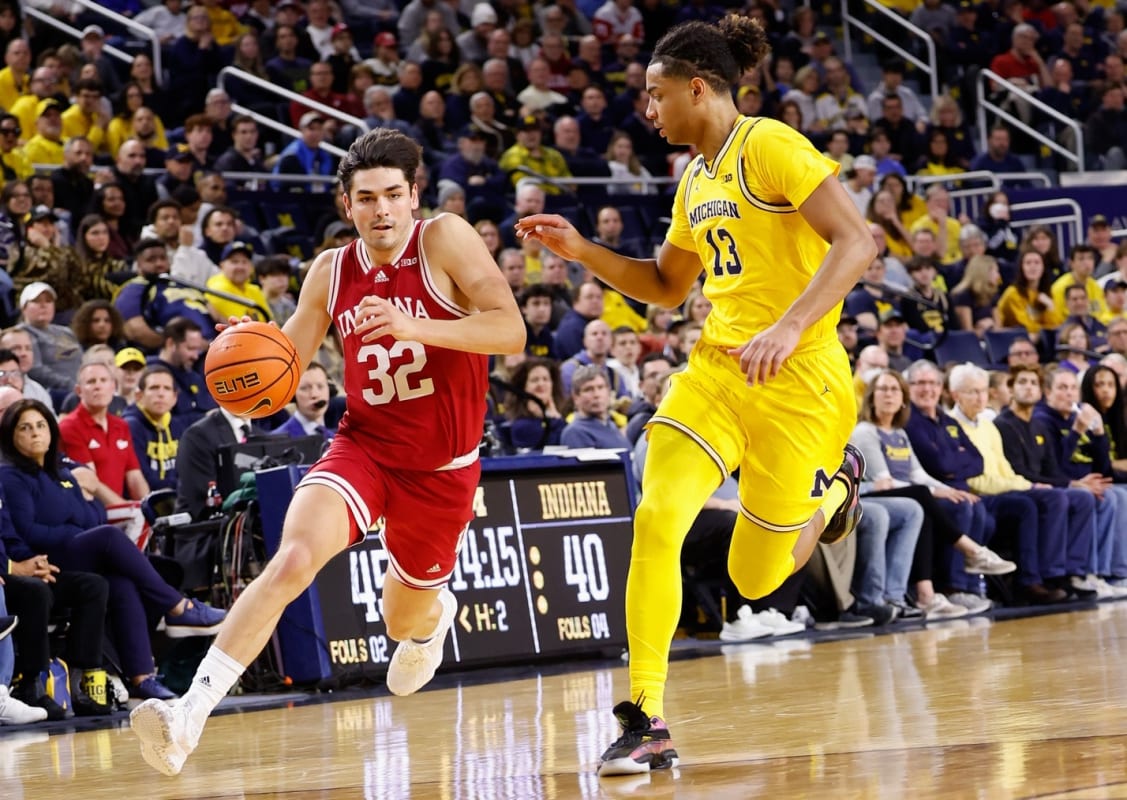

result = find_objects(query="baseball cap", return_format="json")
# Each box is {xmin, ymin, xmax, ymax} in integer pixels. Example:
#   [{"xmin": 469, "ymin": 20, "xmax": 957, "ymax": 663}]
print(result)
[
  {"xmin": 737, "ymin": 85, "xmax": 760, "ymax": 100},
  {"xmin": 957, "ymin": 0, "xmax": 975, "ymax": 11},
  {"xmin": 1106, "ymin": 279, "xmax": 1127, "ymax": 291},
  {"xmin": 459, "ymin": 125, "xmax": 486, "ymax": 139},
  {"xmin": 518, "ymin": 113, "xmax": 540, "ymax": 130},
  {"xmin": 166, "ymin": 143, "xmax": 193, "ymax": 162},
  {"xmin": 853, "ymin": 154, "xmax": 877, "ymax": 172},
  {"xmin": 879, "ymin": 308, "xmax": 906, "ymax": 325},
  {"xmin": 471, "ymin": 3, "xmax": 498, "ymax": 26},
  {"xmin": 299, "ymin": 110, "xmax": 325, "ymax": 128},
  {"xmin": 1090, "ymin": 214, "xmax": 1110, "ymax": 227},
  {"xmin": 28, "ymin": 205, "xmax": 57, "ymax": 223},
  {"xmin": 812, "ymin": 31, "xmax": 831, "ymax": 44},
  {"xmin": 837, "ymin": 314, "xmax": 858, "ymax": 327},
  {"xmin": 36, "ymin": 97, "xmax": 61, "ymax": 116},
  {"xmin": 220, "ymin": 241, "xmax": 254, "ymax": 261},
  {"xmin": 374, "ymin": 32, "xmax": 397, "ymax": 48},
  {"xmin": 81, "ymin": 24, "xmax": 104, "ymax": 39},
  {"xmin": 114, "ymin": 347, "xmax": 146, "ymax": 369},
  {"xmin": 19, "ymin": 281, "xmax": 56, "ymax": 308},
  {"xmin": 331, "ymin": 22, "xmax": 350, "ymax": 39}
]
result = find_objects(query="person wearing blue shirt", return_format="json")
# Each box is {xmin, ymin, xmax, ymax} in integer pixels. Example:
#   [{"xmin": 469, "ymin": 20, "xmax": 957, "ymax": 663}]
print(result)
[
  {"xmin": 115, "ymin": 239, "xmax": 215, "ymax": 351},
  {"xmin": 560, "ymin": 366, "xmax": 629, "ymax": 449},
  {"xmin": 271, "ymin": 112, "xmax": 336, "ymax": 193},
  {"xmin": 273, "ymin": 362, "xmax": 336, "ymax": 442}
]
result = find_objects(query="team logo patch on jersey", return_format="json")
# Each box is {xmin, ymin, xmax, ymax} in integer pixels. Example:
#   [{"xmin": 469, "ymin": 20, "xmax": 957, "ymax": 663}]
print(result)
[
  {"xmin": 88, "ymin": 439, "xmax": 100, "ymax": 449},
  {"xmin": 809, "ymin": 468, "xmax": 834, "ymax": 498}
]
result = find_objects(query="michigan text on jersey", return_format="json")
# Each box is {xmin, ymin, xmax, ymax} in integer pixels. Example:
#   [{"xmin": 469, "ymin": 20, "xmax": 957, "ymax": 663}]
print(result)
[{"xmin": 688, "ymin": 199, "xmax": 741, "ymax": 227}]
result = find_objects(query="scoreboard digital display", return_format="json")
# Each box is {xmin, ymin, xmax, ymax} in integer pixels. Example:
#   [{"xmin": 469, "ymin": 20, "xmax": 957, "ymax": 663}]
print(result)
[{"xmin": 258, "ymin": 457, "xmax": 637, "ymax": 682}]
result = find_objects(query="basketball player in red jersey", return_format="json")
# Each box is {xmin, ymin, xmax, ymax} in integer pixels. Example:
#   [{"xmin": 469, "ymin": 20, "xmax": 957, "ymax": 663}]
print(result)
[{"xmin": 130, "ymin": 129, "xmax": 526, "ymax": 776}]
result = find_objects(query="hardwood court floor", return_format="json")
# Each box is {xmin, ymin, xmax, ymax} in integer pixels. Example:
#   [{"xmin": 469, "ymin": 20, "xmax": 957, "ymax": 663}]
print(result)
[{"xmin": 9, "ymin": 604, "xmax": 1127, "ymax": 800}]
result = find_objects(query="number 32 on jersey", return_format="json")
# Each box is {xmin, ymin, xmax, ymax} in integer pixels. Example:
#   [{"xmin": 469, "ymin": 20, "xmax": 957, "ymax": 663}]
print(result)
[{"xmin": 357, "ymin": 341, "xmax": 435, "ymax": 405}]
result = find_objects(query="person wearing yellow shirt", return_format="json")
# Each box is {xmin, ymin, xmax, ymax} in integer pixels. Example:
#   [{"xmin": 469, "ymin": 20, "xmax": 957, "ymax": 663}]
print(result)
[
  {"xmin": 204, "ymin": 1, "xmax": 247, "ymax": 47},
  {"xmin": 1099, "ymin": 280, "xmax": 1127, "ymax": 326},
  {"xmin": 1051, "ymin": 244, "xmax": 1108, "ymax": 321},
  {"xmin": 909, "ymin": 184, "xmax": 962, "ymax": 265},
  {"xmin": 61, "ymin": 79, "xmax": 110, "ymax": 155},
  {"xmin": 10, "ymin": 67, "xmax": 59, "ymax": 141},
  {"xmin": 23, "ymin": 99, "xmax": 65, "ymax": 167},
  {"xmin": 996, "ymin": 249, "xmax": 1063, "ymax": 336},
  {"xmin": 205, "ymin": 241, "xmax": 273, "ymax": 324},
  {"xmin": 0, "ymin": 39, "xmax": 31, "ymax": 115},
  {"xmin": 107, "ymin": 106, "xmax": 169, "ymax": 158}
]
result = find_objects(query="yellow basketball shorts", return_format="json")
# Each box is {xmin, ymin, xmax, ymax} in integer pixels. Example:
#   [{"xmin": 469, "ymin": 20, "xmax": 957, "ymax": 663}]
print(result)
[{"xmin": 649, "ymin": 339, "xmax": 856, "ymax": 531}]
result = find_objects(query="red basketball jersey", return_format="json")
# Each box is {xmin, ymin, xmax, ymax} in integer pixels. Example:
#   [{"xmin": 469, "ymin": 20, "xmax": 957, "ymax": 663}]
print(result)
[{"xmin": 326, "ymin": 220, "xmax": 488, "ymax": 471}]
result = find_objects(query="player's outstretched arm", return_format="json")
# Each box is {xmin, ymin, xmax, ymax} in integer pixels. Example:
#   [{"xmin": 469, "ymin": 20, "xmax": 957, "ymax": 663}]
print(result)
[
  {"xmin": 515, "ymin": 214, "xmax": 702, "ymax": 308},
  {"xmin": 357, "ymin": 214, "xmax": 525, "ymax": 355},
  {"xmin": 280, "ymin": 251, "xmax": 334, "ymax": 369}
]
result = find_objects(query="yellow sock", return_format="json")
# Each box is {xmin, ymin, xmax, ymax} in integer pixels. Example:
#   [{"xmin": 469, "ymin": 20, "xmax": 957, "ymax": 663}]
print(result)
[
  {"xmin": 817, "ymin": 475, "xmax": 849, "ymax": 530},
  {"xmin": 628, "ymin": 425, "xmax": 726, "ymax": 720}
]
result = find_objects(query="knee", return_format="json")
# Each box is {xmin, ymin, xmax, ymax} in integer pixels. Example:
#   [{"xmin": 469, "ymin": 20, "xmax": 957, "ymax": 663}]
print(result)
[
  {"xmin": 265, "ymin": 542, "xmax": 319, "ymax": 590},
  {"xmin": 729, "ymin": 548, "xmax": 794, "ymax": 600},
  {"xmin": 731, "ymin": 562, "xmax": 792, "ymax": 600},
  {"xmin": 634, "ymin": 497, "xmax": 692, "ymax": 550}
]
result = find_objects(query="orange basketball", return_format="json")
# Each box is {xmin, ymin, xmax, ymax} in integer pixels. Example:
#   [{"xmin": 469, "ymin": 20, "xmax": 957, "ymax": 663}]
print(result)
[{"xmin": 204, "ymin": 322, "xmax": 300, "ymax": 418}]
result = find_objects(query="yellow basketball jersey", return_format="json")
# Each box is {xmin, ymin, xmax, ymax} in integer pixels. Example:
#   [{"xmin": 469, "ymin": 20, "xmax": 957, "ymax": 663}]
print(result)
[{"xmin": 667, "ymin": 116, "xmax": 841, "ymax": 352}]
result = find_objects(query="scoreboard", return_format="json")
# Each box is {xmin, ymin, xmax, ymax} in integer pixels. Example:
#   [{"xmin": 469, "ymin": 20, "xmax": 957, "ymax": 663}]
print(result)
[{"xmin": 256, "ymin": 454, "xmax": 637, "ymax": 683}]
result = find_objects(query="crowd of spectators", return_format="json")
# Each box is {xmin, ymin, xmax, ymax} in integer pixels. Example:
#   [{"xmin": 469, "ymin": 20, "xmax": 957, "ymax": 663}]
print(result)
[{"xmin": 0, "ymin": 0, "xmax": 1123, "ymax": 723}]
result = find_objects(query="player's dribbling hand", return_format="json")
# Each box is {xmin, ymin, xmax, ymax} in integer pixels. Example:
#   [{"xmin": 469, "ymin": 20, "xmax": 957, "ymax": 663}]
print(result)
[
  {"xmin": 355, "ymin": 296, "xmax": 415, "ymax": 342},
  {"xmin": 728, "ymin": 320, "xmax": 801, "ymax": 386},
  {"xmin": 216, "ymin": 315, "xmax": 277, "ymax": 334},
  {"xmin": 513, "ymin": 214, "xmax": 586, "ymax": 261}
]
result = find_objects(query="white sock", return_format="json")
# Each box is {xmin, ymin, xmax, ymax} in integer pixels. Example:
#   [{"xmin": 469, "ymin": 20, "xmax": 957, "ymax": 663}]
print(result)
[{"xmin": 181, "ymin": 646, "xmax": 245, "ymax": 733}]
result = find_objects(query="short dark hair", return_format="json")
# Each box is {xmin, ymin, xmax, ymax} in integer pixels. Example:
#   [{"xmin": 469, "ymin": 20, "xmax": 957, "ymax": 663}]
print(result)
[
  {"xmin": 1070, "ymin": 243, "xmax": 1098, "ymax": 260},
  {"xmin": 147, "ymin": 198, "xmax": 181, "ymax": 223},
  {"xmin": 134, "ymin": 237, "xmax": 166, "ymax": 258},
  {"xmin": 518, "ymin": 284, "xmax": 554, "ymax": 307},
  {"xmin": 255, "ymin": 255, "xmax": 293, "ymax": 277},
  {"xmin": 162, "ymin": 316, "xmax": 202, "ymax": 346},
  {"xmin": 75, "ymin": 77, "xmax": 103, "ymax": 95},
  {"xmin": 0, "ymin": 347, "xmax": 17, "ymax": 366},
  {"xmin": 337, "ymin": 128, "xmax": 422, "ymax": 194},
  {"xmin": 1065, "ymin": 284, "xmax": 1088, "ymax": 299},
  {"xmin": 138, "ymin": 363, "xmax": 176, "ymax": 392},
  {"xmin": 231, "ymin": 114, "xmax": 256, "ymax": 131}
]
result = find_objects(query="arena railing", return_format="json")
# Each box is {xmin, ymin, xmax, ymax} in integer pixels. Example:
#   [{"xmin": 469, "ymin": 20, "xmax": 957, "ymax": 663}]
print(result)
[
  {"xmin": 1008, "ymin": 197, "xmax": 1084, "ymax": 256},
  {"xmin": 217, "ymin": 67, "xmax": 368, "ymax": 160},
  {"xmin": 976, "ymin": 68, "xmax": 1084, "ymax": 173},
  {"xmin": 23, "ymin": 8, "xmax": 139, "ymax": 72},
  {"xmin": 26, "ymin": 0, "xmax": 162, "ymax": 80},
  {"xmin": 840, "ymin": 0, "xmax": 940, "ymax": 106},
  {"xmin": 908, "ymin": 170, "xmax": 1053, "ymax": 220}
]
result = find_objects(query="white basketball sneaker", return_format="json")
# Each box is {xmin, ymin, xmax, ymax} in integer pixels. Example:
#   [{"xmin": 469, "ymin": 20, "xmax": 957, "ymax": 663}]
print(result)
[
  {"xmin": 386, "ymin": 588, "xmax": 457, "ymax": 697},
  {"xmin": 130, "ymin": 698, "xmax": 201, "ymax": 776}
]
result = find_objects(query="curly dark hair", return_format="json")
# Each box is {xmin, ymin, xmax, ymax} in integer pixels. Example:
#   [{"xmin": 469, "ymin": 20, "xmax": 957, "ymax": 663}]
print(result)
[
  {"xmin": 651, "ymin": 15, "xmax": 770, "ymax": 93},
  {"xmin": 1081, "ymin": 365, "xmax": 1127, "ymax": 463},
  {"xmin": 506, "ymin": 357, "xmax": 565, "ymax": 420},
  {"xmin": 337, "ymin": 128, "xmax": 422, "ymax": 194},
  {"xmin": 70, "ymin": 298, "xmax": 125, "ymax": 348}
]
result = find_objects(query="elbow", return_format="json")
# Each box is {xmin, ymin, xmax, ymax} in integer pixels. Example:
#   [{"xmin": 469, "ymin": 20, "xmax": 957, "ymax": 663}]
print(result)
[{"xmin": 497, "ymin": 319, "xmax": 527, "ymax": 356}]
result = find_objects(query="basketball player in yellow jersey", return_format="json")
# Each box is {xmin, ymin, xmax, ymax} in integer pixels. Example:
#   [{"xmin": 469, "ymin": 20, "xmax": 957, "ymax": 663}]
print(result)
[{"xmin": 517, "ymin": 15, "xmax": 876, "ymax": 777}]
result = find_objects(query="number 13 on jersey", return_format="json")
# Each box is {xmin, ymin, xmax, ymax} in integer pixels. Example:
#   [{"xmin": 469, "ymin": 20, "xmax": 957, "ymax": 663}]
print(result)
[
  {"xmin": 357, "ymin": 341, "xmax": 435, "ymax": 406},
  {"xmin": 705, "ymin": 227, "xmax": 743, "ymax": 278}
]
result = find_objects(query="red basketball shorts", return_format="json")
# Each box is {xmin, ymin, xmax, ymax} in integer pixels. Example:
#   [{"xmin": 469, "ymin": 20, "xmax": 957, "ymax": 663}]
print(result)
[{"xmin": 298, "ymin": 434, "xmax": 480, "ymax": 589}]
